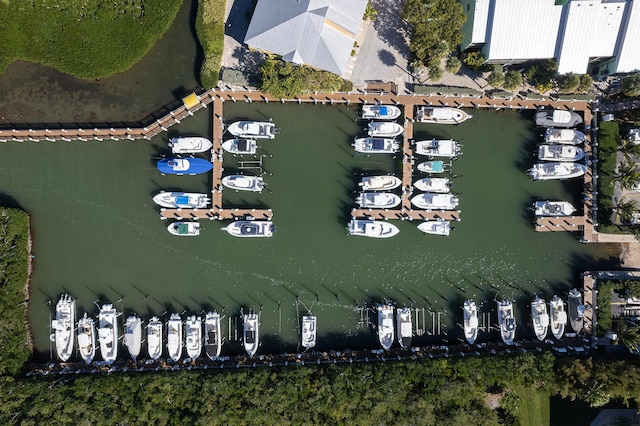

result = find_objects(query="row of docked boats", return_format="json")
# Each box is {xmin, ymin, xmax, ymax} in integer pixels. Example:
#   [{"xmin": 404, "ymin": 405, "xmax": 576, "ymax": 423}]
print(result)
[
  {"xmin": 360, "ymin": 104, "xmax": 473, "ymax": 126},
  {"xmin": 354, "ymin": 104, "xmax": 403, "ymax": 154},
  {"xmin": 166, "ymin": 220, "xmax": 275, "ymax": 237},
  {"xmin": 376, "ymin": 304, "xmax": 413, "ymax": 350}
]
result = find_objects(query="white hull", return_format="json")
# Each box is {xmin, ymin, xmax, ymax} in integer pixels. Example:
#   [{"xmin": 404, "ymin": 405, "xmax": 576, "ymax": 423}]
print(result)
[
  {"xmin": 221, "ymin": 138, "xmax": 258, "ymax": 155},
  {"xmin": 568, "ymin": 289, "xmax": 585, "ymax": 334},
  {"xmin": 124, "ymin": 315, "xmax": 142, "ymax": 361},
  {"xmin": 378, "ymin": 304, "xmax": 395, "ymax": 351},
  {"xmin": 243, "ymin": 313, "xmax": 260, "ymax": 357},
  {"xmin": 535, "ymin": 109, "xmax": 582, "ymax": 128},
  {"xmin": 413, "ymin": 177, "xmax": 451, "ymax": 193},
  {"xmin": 410, "ymin": 193, "xmax": 459, "ymax": 210},
  {"xmin": 301, "ymin": 316, "xmax": 317, "ymax": 349},
  {"xmin": 531, "ymin": 297, "xmax": 549, "ymax": 341},
  {"xmin": 52, "ymin": 294, "xmax": 75, "ymax": 362},
  {"xmin": 528, "ymin": 162, "xmax": 587, "ymax": 180},
  {"xmin": 228, "ymin": 121, "xmax": 277, "ymax": 139},
  {"xmin": 545, "ymin": 128, "xmax": 585, "ymax": 145},
  {"xmin": 538, "ymin": 144, "xmax": 585, "ymax": 162},
  {"xmin": 205, "ymin": 312, "xmax": 222, "ymax": 360},
  {"xmin": 416, "ymin": 107, "xmax": 472, "ymax": 124},
  {"xmin": 167, "ymin": 313, "xmax": 183, "ymax": 362},
  {"xmin": 359, "ymin": 175, "xmax": 402, "ymax": 191},
  {"xmin": 221, "ymin": 175, "xmax": 265, "ymax": 192},
  {"xmin": 169, "ymin": 137, "xmax": 212, "ymax": 154},
  {"xmin": 147, "ymin": 317, "xmax": 163, "ymax": 360},
  {"xmin": 417, "ymin": 221, "xmax": 451, "ymax": 236},
  {"xmin": 416, "ymin": 161, "xmax": 446, "ymax": 173},
  {"xmin": 549, "ymin": 296, "xmax": 567, "ymax": 340},
  {"xmin": 167, "ymin": 221, "xmax": 200, "ymax": 236},
  {"xmin": 353, "ymin": 137, "xmax": 400, "ymax": 154},
  {"xmin": 414, "ymin": 139, "xmax": 461, "ymax": 158},
  {"xmin": 367, "ymin": 121, "xmax": 404, "ymax": 137},
  {"xmin": 463, "ymin": 301, "xmax": 478, "ymax": 344},
  {"xmin": 396, "ymin": 307, "xmax": 412, "ymax": 349},
  {"xmin": 497, "ymin": 300, "xmax": 516, "ymax": 345},
  {"xmin": 77, "ymin": 313, "xmax": 95, "ymax": 364},
  {"xmin": 185, "ymin": 315, "xmax": 202, "ymax": 360},
  {"xmin": 534, "ymin": 201, "xmax": 576, "ymax": 217},
  {"xmin": 362, "ymin": 105, "xmax": 402, "ymax": 120},
  {"xmin": 222, "ymin": 220, "xmax": 274, "ymax": 237},
  {"xmin": 356, "ymin": 192, "xmax": 401, "ymax": 208},
  {"xmin": 348, "ymin": 220, "xmax": 399, "ymax": 238},
  {"xmin": 153, "ymin": 192, "xmax": 209, "ymax": 209},
  {"xmin": 98, "ymin": 304, "xmax": 118, "ymax": 364}
]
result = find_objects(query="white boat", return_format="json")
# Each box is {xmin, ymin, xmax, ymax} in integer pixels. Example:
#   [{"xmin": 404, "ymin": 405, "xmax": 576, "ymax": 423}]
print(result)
[
  {"xmin": 527, "ymin": 162, "xmax": 587, "ymax": 180},
  {"xmin": 147, "ymin": 316, "xmax": 163, "ymax": 360},
  {"xmin": 221, "ymin": 175, "xmax": 265, "ymax": 192},
  {"xmin": 534, "ymin": 200, "xmax": 576, "ymax": 217},
  {"xmin": 538, "ymin": 144, "xmax": 585, "ymax": 162},
  {"xmin": 416, "ymin": 160, "xmax": 446, "ymax": 174},
  {"xmin": 77, "ymin": 313, "xmax": 95, "ymax": 364},
  {"xmin": 243, "ymin": 313, "xmax": 260, "ymax": 357},
  {"xmin": 410, "ymin": 193, "xmax": 459, "ymax": 210},
  {"xmin": 413, "ymin": 177, "xmax": 451, "ymax": 193},
  {"xmin": 204, "ymin": 311, "xmax": 222, "ymax": 360},
  {"xmin": 361, "ymin": 104, "xmax": 402, "ymax": 120},
  {"xmin": 545, "ymin": 128, "xmax": 586, "ymax": 145},
  {"xmin": 301, "ymin": 315, "xmax": 317, "ymax": 349},
  {"xmin": 168, "ymin": 136, "xmax": 213, "ymax": 154},
  {"xmin": 396, "ymin": 307, "xmax": 412, "ymax": 349},
  {"xmin": 549, "ymin": 295, "xmax": 567, "ymax": 340},
  {"xmin": 353, "ymin": 137, "xmax": 400, "ymax": 154},
  {"xmin": 417, "ymin": 220, "xmax": 451, "ymax": 236},
  {"xmin": 123, "ymin": 315, "xmax": 142, "ymax": 361},
  {"xmin": 221, "ymin": 220, "xmax": 274, "ymax": 237},
  {"xmin": 152, "ymin": 191, "xmax": 209, "ymax": 209},
  {"xmin": 228, "ymin": 121, "xmax": 277, "ymax": 139},
  {"xmin": 497, "ymin": 300, "xmax": 516, "ymax": 345},
  {"xmin": 167, "ymin": 313, "xmax": 183, "ymax": 362},
  {"xmin": 167, "ymin": 221, "xmax": 200, "ymax": 236},
  {"xmin": 221, "ymin": 138, "xmax": 258, "ymax": 155},
  {"xmin": 98, "ymin": 304, "xmax": 118, "ymax": 364},
  {"xmin": 531, "ymin": 296, "xmax": 549, "ymax": 341},
  {"xmin": 52, "ymin": 294, "xmax": 75, "ymax": 362},
  {"xmin": 185, "ymin": 315, "xmax": 202, "ymax": 360},
  {"xmin": 463, "ymin": 300, "xmax": 478, "ymax": 344},
  {"xmin": 359, "ymin": 175, "xmax": 402, "ymax": 191},
  {"xmin": 414, "ymin": 139, "xmax": 461, "ymax": 158},
  {"xmin": 356, "ymin": 192, "xmax": 401, "ymax": 208},
  {"xmin": 367, "ymin": 121, "xmax": 404, "ymax": 137},
  {"xmin": 568, "ymin": 288, "xmax": 585, "ymax": 334},
  {"xmin": 535, "ymin": 109, "xmax": 582, "ymax": 128},
  {"xmin": 377, "ymin": 304, "xmax": 395, "ymax": 350},
  {"xmin": 347, "ymin": 219, "xmax": 400, "ymax": 238},
  {"xmin": 416, "ymin": 106, "xmax": 472, "ymax": 124}
]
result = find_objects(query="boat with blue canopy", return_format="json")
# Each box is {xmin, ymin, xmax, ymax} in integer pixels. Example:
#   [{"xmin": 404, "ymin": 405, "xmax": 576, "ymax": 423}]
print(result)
[
  {"xmin": 361, "ymin": 105, "xmax": 402, "ymax": 120},
  {"xmin": 157, "ymin": 158, "xmax": 213, "ymax": 175}
]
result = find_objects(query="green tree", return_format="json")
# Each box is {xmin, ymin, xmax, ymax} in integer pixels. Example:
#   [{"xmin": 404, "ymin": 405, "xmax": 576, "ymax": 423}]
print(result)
[
  {"xmin": 622, "ymin": 73, "xmax": 640, "ymax": 97},
  {"xmin": 503, "ymin": 70, "xmax": 523, "ymax": 91},
  {"xmin": 463, "ymin": 51, "xmax": 486, "ymax": 70},
  {"xmin": 487, "ymin": 70, "xmax": 505, "ymax": 88},
  {"xmin": 557, "ymin": 73, "xmax": 580, "ymax": 93},
  {"xmin": 578, "ymin": 74, "xmax": 593, "ymax": 93},
  {"xmin": 615, "ymin": 197, "xmax": 638, "ymax": 224},
  {"xmin": 445, "ymin": 56, "xmax": 462, "ymax": 74},
  {"xmin": 614, "ymin": 160, "xmax": 640, "ymax": 189},
  {"xmin": 429, "ymin": 65, "xmax": 444, "ymax": 82},
  {"xmin": 364, "ymin": 2, "xmax": 378, "ymax": 21},
  {"xmin": 618, "ymin": 323, "xmax": 640, "ymax": 352}
]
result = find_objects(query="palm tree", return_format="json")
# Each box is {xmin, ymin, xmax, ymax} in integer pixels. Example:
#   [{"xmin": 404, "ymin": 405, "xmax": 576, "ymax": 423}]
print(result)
[
  {"xmin": 618, "ymin": 324, "xmax": 640, "ymax": 353},
  {"xmin": 614, "ymin": 160, "xmax": 640, "ymax": 190},
  {"xmin": 615, "ymin": 197, "xmax": 638, "ymax": 224},
  {"xmin": 618, "ymin": 139, "xmax": 640, "ymax": 162}
]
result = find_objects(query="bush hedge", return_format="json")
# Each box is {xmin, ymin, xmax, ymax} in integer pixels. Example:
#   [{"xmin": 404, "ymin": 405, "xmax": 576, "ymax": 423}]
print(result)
[{"xmin": 195, "ymin": 0, "xmax": 226, "ymax": 88}]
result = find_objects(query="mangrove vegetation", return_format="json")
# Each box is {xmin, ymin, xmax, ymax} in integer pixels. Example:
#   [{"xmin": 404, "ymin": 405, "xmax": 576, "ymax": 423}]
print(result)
[{"xmin": 195, "ymin": 0, "xmax": 226, "ymax": 88}]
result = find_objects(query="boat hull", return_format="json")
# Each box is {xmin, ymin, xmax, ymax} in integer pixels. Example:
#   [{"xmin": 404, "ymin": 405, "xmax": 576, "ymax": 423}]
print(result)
[
  {"xmin": 497, "ymin": 301, "xmax": 516, "ymax": 345},
  {"xmin": 535, "ymin": 109, "xmax": 583, "ymax": 128},
  {"xmin": 222, "ymin": 220, "xmax": 274, "ymax": 237},
  {"xmin": 534, "ymin": 201, "xmax": 576, "ymax": 217},
  {"xmin": 416, "ymin": 107, "xmax": 472, "ymax": 124},
  {"xmin": 568, "ymin": 289, "xmax": 585, "ymax": 333},
  {"xmin": 413, "ymin": 177, "xmax": 451, "ymax": 193},
  {"xmin": 228, "ymin": 121, "xmax": 277, "ymax": 139},
  {"xmin": 53, "ymin": 294, "xmax": 76, "ymax": 362},
  {"xmin": 77, "ymin": 313, "xmax": 95, "ymax": 364},
  {"xmin": 538, "ymin": 144, "xmax": 585, "ymax": 162},
  {"xmin": 169, "ymin": 137, "xmax": 212, "ymax": 154},
  {"xmin": 359, "ymin": 176, "xmax": 402, "ymax": 191},
  {"xmin": 301, "ymin": 316, "xmax": 317, "ymax": 349},
  {"xmin": 416, "ymin": 161, "xmax": 446, "ymax": 173},
  {"xmin": 463, "ymin": 300, "xmax": 478, "ymax": 344},
  {"xmin": 367, "ymin": 122, "xmax": 404, "ymax": 137},
  {"xmin": 531, "ymin": 298, "xmax": 549, "ymax": 341},
  {"xmin": 243, "ymin": 314, "xmax": 260, "ymax": 357},
  {"xmin": 410, "ymin": 194, "xmax": 459, "ymax": 210},
  {"xmin": 153, "ymin": 192, "xmax": 209, "ymax": 209},
  {"xmin": 124, "ymin": 316, "xmax": 142, "ymax": 361},
  {"xmin": 396, "ymin": 307, "xmax": 412, "ymax": 349},
  {"xmin": 545, "ymin": 128, "xmax": 585, "ymax": 145},
  {"xmin": 98, "ymin": 305, "xmax": 118, "ymax": 364},
  {"xmin": 167, "ymin": 221, "xmax": 200, "ymax": 236},
  {"xmin": 205, "ymin": 312, "xmax": 222, "ymax": 360},
  {"xmin": 353, "ymin": 137, "xmax": 400, "ymax": 154},
  {"xmin": 414, "ymin": 139, "xmax": 461, "ymax": 158},
  {"xmin": 549, "ymin": 296, "xmax": 567, "ymax": 340},
  {"xmin": 221, "ymin": 175, "xmax": 265, "ymax": 192},
  {"xmin": 157, "ymin": 158, "xmax": 213, "ymax": 175},
  {"xmin": 417, "ymin": 221, "xmax": 451, "ymax": 236},
  {"xmin": 185, "ymin": 316, "xmax": 202, "ymax": 360},
  {"xmin": 362, "ymin": 105, "xmax": 402, "ymax": 120},
  {"xmin": 528, "ymin": 162, "xmax": 587, "ymax": 180},
  {"xmin": 347, "ymin": 220, "xmax": 399, "ymax": 238},
  {"xmin": 377, "ymin": 304, "xmax": 395, "ymax": 351},
  {"xmin": 147, "ymin": 317, "xmax": 163, "ymax": 360},
  {"xmin": 167, "ymin": 314, "xmax": 183, "ymax": 362},
  {"xmin": 221, "ymin": 138, "xmax": 258, "ymax": 154},
  {"xmin": 356, "ymin": 192, "xmax": 401, "ymax": 208}
]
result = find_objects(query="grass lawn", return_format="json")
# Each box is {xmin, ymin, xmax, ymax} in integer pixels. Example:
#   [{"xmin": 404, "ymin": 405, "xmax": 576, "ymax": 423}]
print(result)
[{"xmin": 515, "ymin": 386, "xmax": 551, "ymax": 426}]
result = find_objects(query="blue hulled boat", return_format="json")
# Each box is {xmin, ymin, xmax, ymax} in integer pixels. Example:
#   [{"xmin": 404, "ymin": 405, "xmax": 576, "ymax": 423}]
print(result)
[{"xmin": 157, "ymin": 158, "xmax": 213, "ymax": 175}]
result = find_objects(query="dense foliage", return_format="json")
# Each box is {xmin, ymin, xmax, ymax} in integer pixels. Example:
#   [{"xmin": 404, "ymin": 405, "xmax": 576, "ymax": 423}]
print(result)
[
  {"xmin": 260, "ymin": 60, "xmax": 352, "ymax": 98},
  {"xmin": 556, "ymin": 74, "xmax": 593, "ymax": 94},
  {"xmin": 597, "ymin": 120, "xmax": 621, "ymax": 232},
  {"xmin": 195, "ymin": 0, "xmax": 226, "ymax": 88},
  {"xmin": 524, "ymin": 60, "xmax": 558, "ymax": 93},
  {"xmin": 622, "ymin": 73, "xmax": 640, "ymax": 97}
]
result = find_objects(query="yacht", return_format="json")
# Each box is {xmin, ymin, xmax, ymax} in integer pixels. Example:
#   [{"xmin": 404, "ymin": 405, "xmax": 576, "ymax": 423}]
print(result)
[
  {"xmin": 98, "ymin": 304, "xmax": 118, "ymax": 364},
  {"xmin": 147, "ymin": 316, "xmax": 163, "ymax": 360},
  {"xmin": 76, "ymin": 313, "xmax": 95, "ymax": 363},
  {"xmin": 228, "ymin": 121, "xmax": 277, "ymax": 139},
  {"xmin": 204, "ymin": 311, "xmax": 222, "ymax": 360},
  {"xmin": 417, "ymin": 220, "xmax": 451, "ymax": 236},
  {"xmin": 568, "ymin": 288, "xmax": 585, "ymax": 334},
  {"xmin": 221, "ymin": 138, "xmax": 258, "ymax": 155},
  {"xmin": 531, "ymin": 296, "xmax": 549, "ymax": 341},
  {"xmin": 463, "ymin": 300, "xmax": 478, "ymax": 344},
  {"xmin": 185, "ymin": 315, "xmax": 202, "ymax": 360},
  {"xmin": 168, "ymin": 136, "xmax": 213, "ymax": 154},
  {"xmin": 152, "ymin": 191, "xmax": 209, "ymax": 209},
  {"xmin": 221, "ymin": 175, "xmax": 265, "ymax": 192},
  {"xmin": 414, "ymin": 139, "xmax": 461, "ymax": 158},
  {"xmin": 416, "ymin": 106, "xmax": 472, "ymax": 124},
  {"xmin": 549, "ymin": 296, "xmax": 567, "ymax": 340},
  {"xmin": 377, "ymin": 304, "xmax": 395, "ymax": 350},
  {"xmin": 167, "ymin": 221, "xmax": 200, "ymax": 237},
  {"xmin": 535, "ymin": 108, "xmax": 583, "ymax": 128},
  {"xmin": 497, "ymin": 300, "xmax": 516, "ymax": 345},
  {"xmin": 361, "ymin": 104, "xmax": 402, "ymax": 120},
  {"xmin": 359, "ymin": 175, "xmax": 402, "ymax": 191},
  {"xmin": 356, "ymin": 192, "xmax": 401, "ymax": 208},
  {"xmin": 527, "ymin": 162, "xmax": 587, "ymax": 180},
  {"xmin": 347, "ymin": 219, "xmax": 399, "ymax": 238},
  {"xmin": 396, "ymin": 307, "xmax": 412, "ymax": 349},
  {"xmin": 538, "ymin": 144, "xmax": 585, "ymax": 162},
  {"xmin": 221, "ymin": 220, "xmax": 274, "ymax": 238},
  {"xmin": 301, "ymin": 315, "xmax": 317, "ymax": 349},
  {"xmin": 416, "ymin": 160, "xmax": 446, "ymax": 174},
  {"xmin": 167, "ymin": 313, "xmax": 183, "ymax": 362},
  {"xmin": 123, "ymin": 315, "xmax": 142, "ymax": 361},
  {"xmin": 243, "ymin": 313, "xmax": 260, "ymax": 357},
  {"xmin": 367, "ymin": 121, "xmax": 404, "ymax": 137},
  {"xmin": 545, "ymin": 128, "xmax": 586, "ymax": 145},
  {"xmin": 534, "ymin": 200, "xmax": 576, "ymax": 217},
  {"xmin": 353, "ymin": 137, "xmax": 400, "ymax": 154},
  {"xmin": 410, "ymin": 193, "xmax": 459, "ymax": 210},
  {"xmin": 52, "ymin": 294, "xmax": 75, "ymax": 362},
  {"xmin": 156, "ymin": 158, "xmax": 213, "ymax": 175},
  {"xmin": 413, "ymin": 177, "xmax": 451, "ymax": 193}
]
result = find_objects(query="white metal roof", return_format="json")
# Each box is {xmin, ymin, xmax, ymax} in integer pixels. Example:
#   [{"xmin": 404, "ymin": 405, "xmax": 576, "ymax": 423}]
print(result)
[
  {"xmin": 615, "ymin": 0, "xmax": 640, "ymax": 73},
  {"xmin": 471, "ymin": 0, "xmax": 491, "ymax": 45}
]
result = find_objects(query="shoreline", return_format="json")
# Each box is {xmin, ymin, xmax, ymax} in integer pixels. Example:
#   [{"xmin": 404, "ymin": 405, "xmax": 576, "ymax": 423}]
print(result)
[{"xmin": 25, "ymin": 215, "xmax": 34, "ymax": 352}]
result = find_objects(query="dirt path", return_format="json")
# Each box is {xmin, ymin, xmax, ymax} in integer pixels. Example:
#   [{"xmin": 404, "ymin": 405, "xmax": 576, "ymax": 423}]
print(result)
[{"xmin": 620, "ymin": 242, "xmax": 640, "ymax": 268}]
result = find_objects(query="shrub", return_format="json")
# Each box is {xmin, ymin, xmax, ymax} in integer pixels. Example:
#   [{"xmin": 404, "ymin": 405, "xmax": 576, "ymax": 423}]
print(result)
[
  {"xmin": 622, "ymin": 73, "xmax": 640, "ymax": 97},
  {"xmin": 221, "ymin": 68, "xmax": 251, "ymax": 87},
  {"xmin": 557, "ymin": 73, "xmax": 580, "ymax": 93},
  {"xmin": 578, "ymin": 74, "xmax": 593, "ymax": 93},
  {"xmin": 503, "ymin": 70, "xmax": 523, "ymax": 91},
  {"xmin": 364, "ymin": 2, "xmax": 378, "ymax": 21},
  {"xmin": 196, "ymin": 0, "xmax": 226, "ymax": 88},
  {"xmin": 463, "ymin": 51, "xmax": 486, "ymax": 70},
  {"xmin": 429, "ymin": 65, "xmax": 443, "ymax": 82},
  {"xmin": 487, "ymin": 70, "xmax": 505, "ymax": 88},
  {"xmin": 259, "ymin": 60, "xmax": 350, "ymax": 98},
  {"xmin": 445, "ymin": 56, "xmax": 462, "ymax": 74}
]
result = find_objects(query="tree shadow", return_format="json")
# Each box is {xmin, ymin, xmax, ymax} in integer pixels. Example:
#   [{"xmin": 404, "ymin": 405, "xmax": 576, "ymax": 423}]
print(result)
[
  {"xmin": 378, "ymin": 49, "xmax": 397, "ymax": 67},
  {"xmin": 225, "ymin": 0, "xmax": 257, "ymax": 44},
  {"xmin": 371, "ymin": 0, "xmax": 411, "ymax": 60}
]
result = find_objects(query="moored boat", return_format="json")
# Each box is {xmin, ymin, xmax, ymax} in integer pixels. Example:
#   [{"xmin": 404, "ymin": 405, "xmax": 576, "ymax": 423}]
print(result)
[
  {"xmin": 549, "ymin": 295, "xmax": 567, "ymax": 340},
  {"xmin": 157, "ymin": 158, "xmax": 213, "ymax": 175},
  {"xmin": 463, "ymin": 300, "xmax": 478, "ymax": 344},
  {"xmin": 52, "ymin": 294, "xmax": 76, "ymax": 362},
  {"xmin": 243, "ymin": 313, "xmax": 260, "ymax": 357},
  {"xmin": 301, "ymin": 315, "xmax": 317, "ymax": 349},
  {"xmin": 534, "ymin": 200, "xmax": 576, "ymax": 217},
  {"xmin": 527, "ymin": 162, "xmax": 587, "ymax": 180},
  {"xmin": 359, "ymin": 175, "xmax": 402, "ymax": 191},
  {"xmin": 356, "ymin": 192, "xmax": 401, "ymax": 208},
  {"xmin": 204, "ymin": 311, "xmax": 222, "ymax": 360},
  {"xmin": 152, "ymin": 191, "xmax": 209, "ymax": 209},
  {"xmin": 185, "ymin": 315, "xmax": 202, "ymax": 360},
  {"xmin": 221, "ymin": 220, "xmax": 274, "ymax": 238},
  {"xmin": 396, "ymin": 307, "xmax": 412, "ymax": 349},
  {"xmin": 497, "ymin": 300, "xmax": 516, "ymax": 345},
  {"xmin": 77, "ymin": 313, "xmax": 95, "ymax": 364},
  {"xmin": 167, "ymin": 221, "xmax": 200, "ymax": 236},
  {"xmin": 347, "ymin": 219, "xmax": 399, "ymax": 238},
  {"xmin": 377, "ymin": 303, "xmax": 395, "ymax": 351},
  {"xmin": 353, "ymin": 137, "xmax": 400, "ymax": 154},
  {"xmin": 417, "ymin": 220, "xmax": 451, "ymax": 236},
  {"xmin": 98, "ymin": 304, "xmax": 118, "ymax": 364},
  {"xmin": 531, "ymin": 296, "xmax": 549, "ymax": 341},
  {"xmin": 221, "ymin": 175, "xmax": 265, "ymax": 192},
  {"xmin": 221, "ymin": 138, "xmax": 258, "ymax": 155},
  {"xmin": 414, "ymin": 139, "xmax": 461, "ymax": 158},
  {"xmin": 228, "ymin": 121, "xmax": 277, "ymax": 139},
  {"xmin": 168, "ymin": 136, "xmax": 213, "ymax": 154},
  {"xmin": 545, "ymin": 128, "xmax": 586, "ymax": 145},
  {"xmin": 568, "ymin": 288, "xmax": 585, "ymax": 333},
  {"xmin": 167, "ymin": 313, "xmax": 183, "ymax": 362},
  {"xmin": 367, "ymin": 121, "xmax": 404, "ymax": 137},
  {"xmin": 416, "ymin": 160, "xmax": 446, "ymax": 174},
  {"xmin": 413, "ymin": 177, "xmax": 451, "ymax": 193},
  {"xmin": 362, "ymin": 104, "xmax": 402, "ymax": 120},
  {"xmin": 535, "ymin": 109, "xmax": 583, "ymax": 128},
  {"xmin": 123, "ymin": 315, "xmax": 142, "ymax": 361},
  {"xmin": 410, "ymin": 193, "xmax": 459, "ymax": 210},
  {"xmin": 538, "ymin": 144, "xmax": 585, "ymax": 162},
  {"xmin": 147, "ymin": 316, "xmax": 163, "ymax": 360},
  {"xmin": 416, "ymin": 106, "xmax": 472, "ymax": 124}
]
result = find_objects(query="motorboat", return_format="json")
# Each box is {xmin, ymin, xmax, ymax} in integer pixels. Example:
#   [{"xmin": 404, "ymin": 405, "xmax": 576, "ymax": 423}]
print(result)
[
  {"xmin": 531, "ymin": 296, "xmax": 549, "ymax": 341},
  {"xmin": 152, "ymin": 191, "xmax": 209, "ymax": 209},
  {"xmin": 157, "ymin": 158, "xmax": 213, "ymax": 175},
  {"xmin": 147, "ymin": 316, "xmax": 163, "ymax": 360},
  {"xmin": 535, "ymin": 109, "xmax": 583, "ymax": 128},
  {"xmin": 221, "ymin": 175, "xmax": 265, "ymax": 192},
  {"xmin": 377, "ymin": 304, "xmax": 395, "ymax": 350},
  {"xmin": 417, "ymin": 220, "xmax": 451, "ymax": 236},
  {"xmin": 123, "ymin": 315, "xmax": 142, "ymax": 361},
  {"xmin": 396, "ymin": 307, "xmax": 412, "ymax": 349},
  {"xmin": 221, "ymin": 220, "xmax": 274, "ymax": 237},
  {"xmin": 463, "ymin": 300, "xmax": 478, "ymax": 344},
  {"xmin": 185, "ymin": 315, "xmax": 202, "ymax": 360},
  {"xmin": 413, "ymin": 177, "xmax": 451, "ymax": 193},
  {"xmin": 367, "ymin": 121, "xmax": 404, "ymax": 137},
  {"xmin": 534, "ymin": 200, "xmax": 576, "ymax": 217},
  {"xmin": 568, "ymin": 288, "xmax": 585, "ymax": 334},
  {"xmin": 538, "ymin": 144, "xmax": 585, "ymax": 162},
  {"xmin": 545, "ymin": 128, "xmax": 586, "ymax": 145},
  {"xmin": 221, "ymin": 138, "xmax": 258, "ymax": 155},
  {"xmin": 416, "ymin": 106, "xmax": 472, "ymax": 124},
  {"xmin": 243, "ymin": 313, "xmax": 260, "ymax": 357},
  {"xmin": 361, "ymin": 104, "xmax": 402, "ymax": 120},
  {"xmin": 527, "ymin": 162, "xmax": 587, "ymax": 180},
  {"xmin": 167, "ymin": 313, "xmax": 183, "ymax": 362},
  {"xmin": 417, "ymin": 160, "xmax": 446, "ymax": 174},
  {"xmin": 98, "ymin": 304, "xmax": 118, "ymax": 364},
  {"xmin": 167, "ymin": 221, "xmax": 200, "ymax": 236},
  {"xmin": 410, "ymin": 193, "xmax": 459, "ymax": 210},
  {"xmin": 301, "ymin": 315, "xmax": 317, "ymax": 349},
  {"xmin": 204, "ymin": 311, "xmax": 222, "ymax": 360},
  {"xmin": 51, "ymin": 294, "xmax": 75, "ymax": 362},
  {"xmin": 549, "ymin": 295, "xmax": 567, "ymax": 340},
  {"xmin": 228, "ymin": 121, "xmax": 277, "ymax": 139},
  {"xmin": 359, "ymin": 175, "xmax": 402, "ymax": 191},
  {"xmin": 355, "ymin": 192, "xmax": 401, "ymax": 208},
  {"xmin": 76, "ymin": 313, "xmax": 95, "ymax": 363},
  {"xmin": 497, "ymin": 300, "xmax": 516, "ymax": 345},
  {"xmin": 347, "ymin": 219, "xmax": 399, "ymax": 238},
  {"xmin": 414, "ymin": 139, "xmax": 461, "ymax": 158},
  {"xmin": 168, "ymin": 136, "xmax": 212, "ymax": 154},
  {"xmin": 353, "ymin": 137, "xmax": 400, "ymax": 154}
]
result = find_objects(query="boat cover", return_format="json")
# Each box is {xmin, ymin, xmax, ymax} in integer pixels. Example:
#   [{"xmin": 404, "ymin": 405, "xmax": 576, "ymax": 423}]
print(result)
[
  {"xmin": 237, "ymin": 139, "xmax": 248, "ymax": 151},
  {"xmin": 379, "ymin": 106, "xmax": 388, "ymax": 115},
  {"xmin": 553, "ymin": 110, "xmax": 571, "ymax": 123},
  {"xmin": 177, "ymin": 224, "xmax": 190, "ymax": 234},
  {"xmin": 175, "ymin": 196, "xmax": 189, "ymax": 205},
  {"xmin": 241, "ymin": 224, "xmax": 259, "ymax": 235},
  {"xmin": 429, "ymin": 162, "xmax": 444, "ymax": 172},
  {"xmin": 372, "ymin": 139, "xmax": 385, "ymax": 150},
  {"xmin": 430, "ymin": 108, "xmax": 454, "ymax": 120},
  {"xmin": 506, "ymin": 318, "xmax": 516, "ymax": 331}
]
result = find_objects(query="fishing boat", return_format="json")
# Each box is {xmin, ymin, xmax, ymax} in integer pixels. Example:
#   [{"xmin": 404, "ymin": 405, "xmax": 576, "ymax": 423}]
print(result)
[
  {"xmin": 413, "ymin": 177, "xmax": 451, "ymax": 193},
  {"xmin": 410, "ymin": 193, "xmax": 459, "ymax": 210},
  {"xmin": 359, "ymin": 175, "xmax": 402, "ymax": 191},
  {"xmin": 185, "ymin": 315, "xmax": 202, "ymax": 360},
  {"xmin": 396, "ymin": 307, "xmax": 412, "ymax": 349},
  {"xmin": 301, "ymin": 315, "xmax": 317, "ymax": 349},
  {"xmin": 463, "ymin": 300, "xmax": 478, "ymax": 344},
  {"xmin": 535, "ymin": 109, "xmax": 582, "ymax": 128},
  {"xmin": 168, "ymin": 136, "xmax": 213, "ymax": 154},
  {"xmin": 228, "ymin": 121, "xmax": 277, "ymax": 139},
  {"xmin": 361, "ymin": 104, "xmax": 402, "ymax": 120},
  {"xmin": 98, "ymin": 304, "xmax": 118, "ymax": 364},
  {"xmin": 545, "ymin": 128, "xmax": 586, "ymax": 145},
  {"xmin": 377, "ymin": 304, "xmax": 395, "ymax": 351},
  {"xmin": 355, "ymin": 192, "xmax": 401, "ymax": 208},
  {"xmin": 417, "ymin": 220, "xmax": 451, "ymax": 236},
  {"xmin": 51, "ymin": 294, "xmax": 75, "ymax": 362},
  {"xmin": 414, "ymin": 139, "xmax": 462, "ymax": 158},
  {"xmin": 497, "ymin": 300, "xmax": 516, "ymax": 345},
  {"xmin": 347, "ymin": 219, "xmax": 400, "ymax": 238},
  {"xmin": 152, "ymin": 191, "xmax": 210, "ymax": 209},
  {"xmin": 157, "ymin": 158, "xmax": 213, "ymax": 175},
  {"xmin": 549, "ymin": 295, "xmax": 567, "ymax": 340},
  {"xmin": 167, "ymin": 221, "xmax": 200, "ymax": 236},
  {"xmin": 221, "ymin": 220, "xmax": 274, "ymax": 238},
  {"xmin": 77, "ymin": 313, "xmax": 95, "ymax": 363},
  {"xmin": 147, "ymin": 316, "xmax": 163, "ymax": 360},
  {"xmin": 221, "ymin": 138, "xmax": 258, "ymax": 155},
  {"xmin": 367, "ymin": 121, "xmax": 404, "ymax": 137},
  {"xmin": 538, "ymin": 144, "xmax": 586, "ymax": 162},
  {"xmin": 527, "ymin": 162, "xmax": 587, "ymax": 180},
  {"xmin": 221, "ymin": 175, "xmax": 265, "ymax": 192},
  {"xmin": 353, "ymin": 137, "xmax": 400, "ymax": 154},
  {"xmin": 531, "ymin": 296, "xmax": 549, "ymax": 341},
  {"xmin": 416, "ymin": 106, "xmax": 472, "ymax": 124},
  {"xmin": 568, "ymin": 288, "xmax": 585, "ymax": 334},
  {"xmin": 123, "ymin": 315, "xmax": 142, "ymax": 361},
  {"xmin": 167, "ymin": 313, "xmax": 183, "ymax": 362},
  {"xmin": 204, "ymin": 311, "xmax": 222, "ymax": 360},
  {"xmin": 416, "ymin": 160, "xmax": 446, "ymax": 174},
  {"xmin": 243, "ymin": 313, "xmax": 260, "ymax": 357},
  {"xmin": 534, "ymin": 200, "xmax": 576, "ymax": 217}
]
